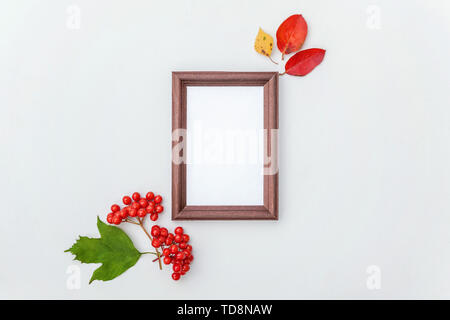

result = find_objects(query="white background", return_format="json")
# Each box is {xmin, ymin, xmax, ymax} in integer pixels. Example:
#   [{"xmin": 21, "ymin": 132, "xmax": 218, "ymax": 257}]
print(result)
[{"xmin": 0, "ymin": 0, "xmax": 449, "ymax": 299}]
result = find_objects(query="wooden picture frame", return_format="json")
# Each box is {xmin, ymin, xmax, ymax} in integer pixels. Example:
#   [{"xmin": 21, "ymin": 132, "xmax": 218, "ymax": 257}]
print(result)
[{"xmin": 172, "ymin": 71, "xmax": 278, "ymax": 220}]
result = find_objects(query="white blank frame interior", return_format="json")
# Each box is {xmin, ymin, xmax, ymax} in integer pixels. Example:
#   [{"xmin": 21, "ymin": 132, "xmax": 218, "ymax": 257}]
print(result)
[{"xmin": 186, "ymin": 86, "xmax": 264, "ymax": 206}]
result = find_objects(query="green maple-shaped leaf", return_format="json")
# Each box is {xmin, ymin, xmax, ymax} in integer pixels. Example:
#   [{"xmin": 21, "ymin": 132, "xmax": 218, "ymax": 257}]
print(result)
[{"xmin": 65, "ymin": 217, "xmax": 142, "ymax": 284}]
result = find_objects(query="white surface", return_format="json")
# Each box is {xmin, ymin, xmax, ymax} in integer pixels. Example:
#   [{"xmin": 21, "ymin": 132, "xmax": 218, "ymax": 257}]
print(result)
[
  {"xmin": 0, "ymin": 0, "xmax": 450, "ymax": 299},
  {"xmin": 186, "ymin": 86, "xmax": 264, "ymax": 206}
]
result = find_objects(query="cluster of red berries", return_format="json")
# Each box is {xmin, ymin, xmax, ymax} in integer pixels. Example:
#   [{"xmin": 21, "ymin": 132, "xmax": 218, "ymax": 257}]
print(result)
[
  {"xmin": 105, "ymin": 192, "xmax": 192, "ymax": 281},
  {"xmin": 151, "ymin": 225, "xmax": 193, "ymax": 281},
  {"xmin": 106, "ymin": 191, "xmax": 164, "ymax": 225}
]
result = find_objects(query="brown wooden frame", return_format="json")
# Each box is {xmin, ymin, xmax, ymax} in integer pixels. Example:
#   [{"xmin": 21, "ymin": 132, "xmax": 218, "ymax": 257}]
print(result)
[{"xmin": 172, "ymin": 71, "xmax": 278, "ymax": 220}]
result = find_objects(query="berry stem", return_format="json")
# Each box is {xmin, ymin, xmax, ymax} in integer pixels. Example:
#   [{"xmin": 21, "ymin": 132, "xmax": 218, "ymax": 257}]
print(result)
[
  {"xmin": 137, "ymin": 219, "xmax": 163, "ymax": 270},
  {"xmin": 140, "ymin": 251, "xmax": 158, "ymax": 255},
  {"xmin": 152, "ymin": 255, "xmax": 164, "ymax": 262},
  {"xmin": 125, "ymin": 219, "xmax": 139, "ymax": 225}
]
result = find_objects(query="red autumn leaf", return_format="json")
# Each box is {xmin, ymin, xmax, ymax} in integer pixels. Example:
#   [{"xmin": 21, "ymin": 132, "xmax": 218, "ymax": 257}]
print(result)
[
  {"xmin": 283, "ymin": 48, "xmax": 326, "ymax": 76},
  {"xmin": 276, "ymin": 14, "xmax": 308, "ymax": 60}
]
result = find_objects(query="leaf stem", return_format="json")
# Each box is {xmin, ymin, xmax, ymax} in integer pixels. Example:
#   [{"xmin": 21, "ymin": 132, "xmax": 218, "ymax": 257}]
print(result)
[
  {"xmin": 279, "ymin": 72, "xmax": 286, "ymax": 76},
  {"xmin": 140, "ymin": 251, "xmax": 157, "ymax": 255},
  {"xmin": 268, "ymin": 56, "xmax": 278, "ymax": 65}
]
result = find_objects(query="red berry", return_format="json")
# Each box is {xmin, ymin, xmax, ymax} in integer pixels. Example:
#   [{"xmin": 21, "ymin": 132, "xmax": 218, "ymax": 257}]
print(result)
[
  {"xmin": 111, "ymin": 204, "xmax": 120, "ymax": 212},
  {"xmin": 112, "ymin": 216, "xmax": 122, "ymax": 225},
  {"xmin": 120, "ymin": 209, "xmax": 128, "ymax": 219},
  {"xmin": 155, "ymin": 205, "xmax": 164, "ymax": 213},
  {"xmin": 182, "ymin": 234, "xmax": 190, "ymax": 243},
  {"xmin": 151, "ymin": 239, "xmax": 161, "ymax": 248},
  {"xmin": 131, "ymin": 202, "xmax": 140, "ymax": 210},
  {"xmin": 137, "ymin": 208, "xmax": 146, "ymax": 217},
  {"xmin": 170, "ymin": 244, "xmax": 178, "ymax": 254},
  {"xmin": 186, "ymin": 245, "xmax": 193, "ymax": 252},
  {"xmin": 168, "ymin": 233, "xmax": 175, "ymax": 239},
  {"xmin": 183, "ymin": 258, "xmax": 191, "ymax": 265},
  {"xmin": 151, "ymin": 225, "xmax": 160, "ymax": 231},
  {"xmin": 183, "ymin": 249, "xmax": 191, "ymax": 257},
  {"xmin": 146, "ymin": 207, "xmax": 154, "ymax": 214},
  {"xmin": 165, "ymin": 238, "xmax": 173, "ymax": 246},
  {"xmin": 107, "ymin": 213, "xmax": 114, "ymax": 224},
  {"xmin": 163, "ymin": 256, "xmax": 172, "ymax": 265},
  {"xmin": 122, "ymin": 196, "xmax": 132, "ymax": 205},
  {"xmin": 151, "ymin": 228, "xmax": 160, "ymax": 237},
  {"xmin": 179, "ymin": 242, "xmax": 187, "ymax": 249},
  {"xmin": 154, "ymin": 195, "xmax": 163, "ymax": 203},
  {"xmin": 132, "ymin": 192, "xmax": 140, "ymax": 201},
  {"xmin": 176, "ymin": 252, "xmax": 186, "ymax": 260},
  {"xmin": 173, "ymin": 264, "xmax": 181, "ymax": 272},
  {"xmin": 182, "ymin": 265, "xmax": 190, "ymax": 272},
  {"xmin": 174, "ymin": 234, "xmax": 183, "ymax": 243},
  {"xmin": 158, "ymin": 236, "xmax": 166, "ymax": 243},
  {"xmin": 180, "ymin": 271, "xmax": 186, "ymax": 275},
  {"xmin": 172, "ymin": 272, "xmax": 180, "ymax": 281},
  {"xmin": 189, "ymin": 255, "xmax": 194, "ymax": 262},
  {"xmin": 150, "ymin": 213, "xmax": 158, "ymax": 221},
  {"xmin": 163, "ymin": 248, "xmax": 170, "ymax": 256},
  {"xmin": 128, "ymin": 208, "xmax": 137, "ymax": 217},
  {"xmin": 146, "ymin": 192, "xmax": 154, "ymax": 201},
  {"xmin": 139, "ymin": 199, "xmax": 148, "ymax": 208},
  {"xmin": 175, "ymin": 227, "xmax": 184, "ymax": 235},
  {"xmin": 160, "ymin": 228, "xmax": 168, "ymax": 237}
]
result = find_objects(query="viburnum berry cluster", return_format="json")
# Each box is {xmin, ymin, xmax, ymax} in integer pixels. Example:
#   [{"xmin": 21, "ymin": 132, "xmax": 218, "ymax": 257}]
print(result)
[
  {"xmin": 106, "ymin": 191, "xmax": 164, "ymax": 224},
  {"xmin": 104, "ymin": 191, "xmax": 192, "ymax": 281},
  {"xmin": 151, "ymin": 225, "xmax": 193, "ymax": 280}
]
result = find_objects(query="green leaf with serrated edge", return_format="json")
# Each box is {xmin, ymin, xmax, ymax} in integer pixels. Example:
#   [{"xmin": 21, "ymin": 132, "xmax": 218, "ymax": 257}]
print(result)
[{"xmin": 65, "ymin": 217, "xmax": 141, "ymax": 284}]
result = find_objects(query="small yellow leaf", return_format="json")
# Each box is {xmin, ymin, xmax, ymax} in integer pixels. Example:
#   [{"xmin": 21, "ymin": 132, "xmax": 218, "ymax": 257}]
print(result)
[{"xmin": 254, "ymin": 28, "xmax": 274, "ymax": 57}]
